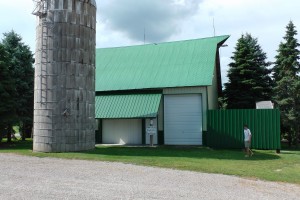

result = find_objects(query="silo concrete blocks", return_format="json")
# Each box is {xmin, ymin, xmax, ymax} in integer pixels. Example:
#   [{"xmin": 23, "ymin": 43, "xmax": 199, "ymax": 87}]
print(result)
[{"xmin": 33, "ymin": 0, "xmax": 96, "ymax": 152}]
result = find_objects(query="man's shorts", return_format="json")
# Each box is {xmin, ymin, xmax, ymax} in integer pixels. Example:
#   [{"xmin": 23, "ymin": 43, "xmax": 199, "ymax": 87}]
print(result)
[{"xmin": 244, "ymin": 141, "xmax": 250, "ymax": 148}]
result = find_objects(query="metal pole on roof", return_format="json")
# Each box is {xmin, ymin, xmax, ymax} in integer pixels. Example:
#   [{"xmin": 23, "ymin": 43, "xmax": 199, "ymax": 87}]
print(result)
[
  {"xmin": 144, "ymin": 27, "xmax": 146, "ymax": 44},
  {"xmin": 213, "ymin": 18, "xmax": 216, "ymax": 37}
]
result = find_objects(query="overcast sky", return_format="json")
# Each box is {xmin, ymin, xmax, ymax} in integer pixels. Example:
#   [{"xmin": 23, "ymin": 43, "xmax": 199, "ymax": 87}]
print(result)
[{"xmin": 1, "ymin": 0, "xmax": 300, "ymax": 84}]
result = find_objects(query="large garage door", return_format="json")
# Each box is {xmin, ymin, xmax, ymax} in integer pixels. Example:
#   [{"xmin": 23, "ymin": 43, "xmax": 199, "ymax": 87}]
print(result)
[
  {"xmin": 102, "ymin": 119, "xmax": 142, "ymax": 144},
  {"xmin": 164, "ymin": 94, "xmax": 202, "ymax": 145}
]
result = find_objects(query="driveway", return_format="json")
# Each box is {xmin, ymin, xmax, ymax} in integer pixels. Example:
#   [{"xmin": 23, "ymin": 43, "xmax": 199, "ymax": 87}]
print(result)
[{"xmin": 0, "ymin": 153, "xmax": 299, "ymax": 200}]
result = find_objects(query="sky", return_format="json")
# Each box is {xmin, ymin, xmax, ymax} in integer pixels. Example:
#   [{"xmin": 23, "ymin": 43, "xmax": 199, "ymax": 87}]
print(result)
[{"xmin": 1, "ymin": 0, "xmax": 300, "ymax": 84}]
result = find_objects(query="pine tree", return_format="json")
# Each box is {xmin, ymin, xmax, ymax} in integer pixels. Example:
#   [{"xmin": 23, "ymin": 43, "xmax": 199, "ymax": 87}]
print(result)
[
  {"xmin": 273, "ymin": 21, "xmax": 300, "ymax": 146},
  {"xmin": 1, "ymin": 31, "xmax": 34, "ymax": 141},
  {"xmin": 224, "ymin": 33, "xmax": 272, "ymax": 109},
  {"xmin": 0, "ymin": 44, "xmax": 17, "ymax": 142}
]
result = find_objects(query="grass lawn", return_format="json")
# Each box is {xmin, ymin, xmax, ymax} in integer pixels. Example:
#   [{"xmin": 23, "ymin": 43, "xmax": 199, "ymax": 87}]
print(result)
[{"xmin": 0, "ymin": 139, "xmax": 299, "ymax": 184}]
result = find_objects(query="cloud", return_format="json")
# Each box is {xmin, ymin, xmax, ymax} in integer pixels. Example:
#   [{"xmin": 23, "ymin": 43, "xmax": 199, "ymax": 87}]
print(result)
[
  {"xmin": 98, "ymin": 0, "xmax": 201, "ymax": 43},
  {"xmin": 0, "ymin": 0, "xmax": 36, "ymax": 52}
]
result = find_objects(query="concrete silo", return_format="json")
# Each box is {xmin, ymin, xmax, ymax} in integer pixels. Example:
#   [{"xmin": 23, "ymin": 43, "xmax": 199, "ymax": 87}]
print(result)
[{"xmin": 32, "ymin": 0, "xmax": 96, "ymax": 152}]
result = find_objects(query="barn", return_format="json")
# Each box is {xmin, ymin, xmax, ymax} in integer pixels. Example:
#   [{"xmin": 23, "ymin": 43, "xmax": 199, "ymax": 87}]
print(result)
[{"xmin": 95, "ymin": 35, "xmax": 229, "ymax": 145}]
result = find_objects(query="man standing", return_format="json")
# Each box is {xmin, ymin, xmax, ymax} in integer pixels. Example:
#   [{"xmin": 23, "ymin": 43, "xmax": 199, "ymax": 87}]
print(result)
[{"xmin": 244, "ymin": 124, "xmax": 253, "ymax": 157}]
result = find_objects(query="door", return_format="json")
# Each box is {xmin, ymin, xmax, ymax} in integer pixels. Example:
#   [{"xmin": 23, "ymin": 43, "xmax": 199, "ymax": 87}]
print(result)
[
  {"xmin": 164, "ymin": 94, "xmax": 202, "ymax": 145},
  {"xmin": 102, "ymin": 119, "xmax": 142, "ymax": 144}
]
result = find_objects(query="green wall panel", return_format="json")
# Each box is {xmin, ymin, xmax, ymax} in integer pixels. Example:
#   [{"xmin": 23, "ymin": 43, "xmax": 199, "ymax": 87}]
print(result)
[{"xmin": 207, "ymin": 109, "xmax": 281, "ymax": 149}]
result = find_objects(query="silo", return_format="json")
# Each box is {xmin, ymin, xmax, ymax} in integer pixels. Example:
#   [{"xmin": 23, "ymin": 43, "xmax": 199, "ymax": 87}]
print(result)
[{"xmin": 32, "ymin": 0, "xmax": 96, "ymax": 152}]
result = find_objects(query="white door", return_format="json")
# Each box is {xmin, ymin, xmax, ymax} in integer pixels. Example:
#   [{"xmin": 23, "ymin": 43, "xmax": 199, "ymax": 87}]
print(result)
[
  {"xmin": 164, "ymin": 94, "xmax": 202, "ymax": 145},
  {"xmin": 102, "ymin": 119, "xmax": 142, "ymax": 144}
]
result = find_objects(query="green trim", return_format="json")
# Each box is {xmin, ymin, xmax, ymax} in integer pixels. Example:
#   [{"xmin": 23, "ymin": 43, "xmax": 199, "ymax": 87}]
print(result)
[
  {"xmin": 215, "ymin": 50, "xmax": 223, "ymax": 97},
  {"xmin": 142, "ymin": 119, "xmax": 146, "ymax": 145},
  {"xmin": 158, "ymin": 130, "xmax": 164, "ymax": 145},
  {"xmin": 95, "ymin": 119, "xmax": 102, "ymax": 144},
  {"xmin": 161, "ymin": 94, "xmax": 165, "ymax": 143},
  {"xmin": 96, "ymin": 89, "xmax": 162, "ymax": 96},
  {"xmin": 160, "ymin": 94, "xmax": 164, "ymax": 131},
  {"xmin": 202, "ymin": 131, "xmax": 207, "ymax": 146}
]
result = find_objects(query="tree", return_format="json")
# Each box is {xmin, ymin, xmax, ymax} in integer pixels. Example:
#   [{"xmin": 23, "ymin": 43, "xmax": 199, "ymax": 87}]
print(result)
[
  {"xmin": 224, "ymin": 33, "xmax": 272, "ymax": 109},
  {"xmin": 273, "ymin": 21, "xmax": 300, "ymax": 146},
  {"xmin": 1, "ymin": 30, "xmax": 34, "ymax": 141},
  {"xmin": 0, "ymin": 44, "xmax": 17, "ymax": 142}
]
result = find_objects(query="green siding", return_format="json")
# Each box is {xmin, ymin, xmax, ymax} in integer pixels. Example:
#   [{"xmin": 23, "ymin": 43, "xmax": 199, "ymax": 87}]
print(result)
[
  {"xmin": 207, "ymin": 109, "xmax": 281, "ymax": 149},
  {"xmin": 142, "ymin": 119, "xmax": 146, "ymax": 144},
  {"xmin": 96, "ymin": 35, "xmax": 229, "ymax": 91},
  {"xmin": 158, "ymin": 130, "xmax": 164, "ymax": 145},
  {"xmin": 95, "ymin": 94, "xmax": 161, "ymax": 118},
  {"xmin": 95, "ymin": 119, "xmax": 102, "ymax": 143}
]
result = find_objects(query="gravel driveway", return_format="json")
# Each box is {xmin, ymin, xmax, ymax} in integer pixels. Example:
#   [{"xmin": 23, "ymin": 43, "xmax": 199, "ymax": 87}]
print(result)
[{"xmin": 0, "ymin": 153, "xmax": 299, "ymax": 200}]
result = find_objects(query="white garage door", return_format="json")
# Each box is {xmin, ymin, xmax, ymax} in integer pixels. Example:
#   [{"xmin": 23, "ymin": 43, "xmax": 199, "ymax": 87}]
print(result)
[
  {"xmin": 164, "ymin": 94, "xmax": 202, "ymax": 145},
  {"xmin": 102, "ymin": 119, "xmax": 142, "ymax": 144}
]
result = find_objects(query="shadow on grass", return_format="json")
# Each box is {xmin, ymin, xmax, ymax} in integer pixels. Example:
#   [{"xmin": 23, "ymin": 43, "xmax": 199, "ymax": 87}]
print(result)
[
  {"xmin": 281, "ymin": 144, "xmax": 300, "ymax": 152},
  {"xmin": 84, "ymin": 145, "xmax": 280, "ymax": 161},
  {"xmin": 0, "ymin": 140, "xmax": 280, "ymax": 161},
  {"xmin": 280, "ymin": 151, "xmax": 300, "ymax": 155},
  {"xmin": 0, "ymin": 139, "xmax": 33, "ymax": 150}
]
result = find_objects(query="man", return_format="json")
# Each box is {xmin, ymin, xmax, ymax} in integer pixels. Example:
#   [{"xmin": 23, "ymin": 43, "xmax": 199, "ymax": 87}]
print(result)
[{"xmin": 244, "ymin": 124, "xmax": 253, "ymax": 157}]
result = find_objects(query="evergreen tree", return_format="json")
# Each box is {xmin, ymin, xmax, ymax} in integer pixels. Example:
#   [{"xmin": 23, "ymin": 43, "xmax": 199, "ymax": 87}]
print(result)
[
  {"xmin": 1, "ymin": 31, "xmax": 34, "ymax": 141},
  {"xmin": 224, "ymin": 33, "xmax": 272, "ymax": 109},
  {"xmin": 0, "ymin": 44, "xmax": 17, "ymax": 142},
  {"xmin": 273, "ymin": 21, "xmax": 300, "ymax": 146}
]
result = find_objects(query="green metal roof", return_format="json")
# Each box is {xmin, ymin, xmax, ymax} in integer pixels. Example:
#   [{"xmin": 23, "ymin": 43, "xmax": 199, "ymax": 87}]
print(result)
[
  {"xmin": 95, "ymin": 94, "xmax": 162, "ymax": 118},
  {"xmin": 95, "ymin": 35, "xmax": 229, "ymax": 91}
]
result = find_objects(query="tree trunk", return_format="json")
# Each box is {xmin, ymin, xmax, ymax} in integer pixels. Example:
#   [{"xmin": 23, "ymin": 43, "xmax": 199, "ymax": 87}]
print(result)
[
  {"xmin": 0, "ymin": 125, "xmax": 3, "ymax": 143},
  {"xmin": 296, "ymin": 125, "xmax": 300, "ymax": 147},
  {"xmin": 21, "ymin": 123, "xmax": 26, "ymax": 141},
  {"xmin": 22, "ymin": 131, "xmax": 26, "ymax": 141},
  {"xmin": 288, "ymin": 132, "xmax": 292, "ymax": 147},
  {"xmin": 7, "ymin": 124, "xmax": 12, "ymax": 143}
]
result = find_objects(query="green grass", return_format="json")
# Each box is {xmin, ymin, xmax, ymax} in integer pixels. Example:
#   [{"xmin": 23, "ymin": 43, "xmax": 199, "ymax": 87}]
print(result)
[{"xmin": 1, "ymin": 139, "xmax": 299, "ymax": 184}]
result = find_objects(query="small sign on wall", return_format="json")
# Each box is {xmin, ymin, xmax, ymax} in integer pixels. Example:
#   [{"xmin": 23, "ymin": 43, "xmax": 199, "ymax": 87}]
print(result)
[{"xmin": 146, "ymin": 126, "xmax": 157, "ymax": 135}]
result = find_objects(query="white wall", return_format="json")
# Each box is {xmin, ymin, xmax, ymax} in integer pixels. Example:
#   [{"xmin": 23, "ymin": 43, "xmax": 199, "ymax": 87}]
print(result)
[
  {"xmin": 102, "ymin": 119, "xmax": 142, "ymax": 144},
  {"xmin": 207, "ymin": 65, "xmax": 219, "ymax": 110}
]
